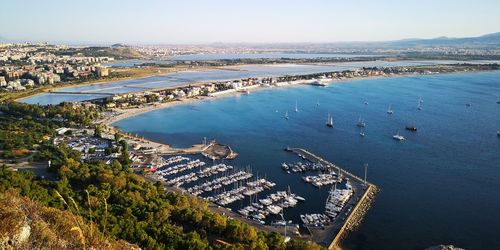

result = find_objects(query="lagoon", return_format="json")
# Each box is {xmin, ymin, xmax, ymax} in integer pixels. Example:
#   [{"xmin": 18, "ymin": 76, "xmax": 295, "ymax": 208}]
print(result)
[{"xmin": 20, "ymin": 60, "xmax": 499, "ymax": 105}]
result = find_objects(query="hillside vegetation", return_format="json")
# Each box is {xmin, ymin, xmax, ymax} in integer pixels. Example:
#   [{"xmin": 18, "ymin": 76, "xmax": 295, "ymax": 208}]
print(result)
[
  {"xmin": 0, "ymin": 189, "xmax": 139, "ymax": 250},
  {"xmin": 0, "ymin": 102, "xmax": 323, "ymax": 249}
]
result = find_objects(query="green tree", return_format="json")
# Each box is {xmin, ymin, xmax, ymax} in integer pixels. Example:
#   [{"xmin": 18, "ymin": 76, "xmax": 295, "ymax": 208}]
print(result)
[
  {"xmin": 94, "ymin": 126, "xmax": 102, "ymax": 138},
  {"xmin": 114, "ymin": 132, "xmax": 121, "ymax": 143}
]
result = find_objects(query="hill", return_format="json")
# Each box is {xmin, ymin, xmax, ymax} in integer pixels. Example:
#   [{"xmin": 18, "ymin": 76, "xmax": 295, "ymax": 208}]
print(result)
[
  {"xmin": 0, "ymin": 189, "xmax": 139, "ymax": 250},
  {"xmin": 383, "ymin": 32, "xmax": 500, "ymax": 47}
]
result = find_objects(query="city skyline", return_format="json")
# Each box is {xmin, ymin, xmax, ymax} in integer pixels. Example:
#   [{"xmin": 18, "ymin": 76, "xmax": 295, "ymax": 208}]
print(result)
[{"xmin": 2, "ymin": 0, "xmax": 500, "ymax": 44}]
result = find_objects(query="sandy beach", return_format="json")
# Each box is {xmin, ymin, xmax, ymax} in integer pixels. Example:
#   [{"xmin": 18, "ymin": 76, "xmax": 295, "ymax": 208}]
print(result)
[{"xmin": 99, "ymin": 73, "xmax": 414, "ymax": 126}]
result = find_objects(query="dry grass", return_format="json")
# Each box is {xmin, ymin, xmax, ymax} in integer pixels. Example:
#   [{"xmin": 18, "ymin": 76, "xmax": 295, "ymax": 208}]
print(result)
[{"xmin": 0, "ymin": 189, "xmax": 139, "ymax": 250}]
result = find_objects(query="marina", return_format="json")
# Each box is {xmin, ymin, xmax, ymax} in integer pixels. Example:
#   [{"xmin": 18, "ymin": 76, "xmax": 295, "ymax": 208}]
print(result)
[
  {"xmin": 148, "ymin": 148, "xmax": 378, "ymax": 248},
  {"xmin": 114, "ymin": 71, "xmax": 500, "ymax": 249}
]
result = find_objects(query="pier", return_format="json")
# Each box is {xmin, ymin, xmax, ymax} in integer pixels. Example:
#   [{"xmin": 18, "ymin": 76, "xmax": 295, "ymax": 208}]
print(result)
[
  {"xmin": 285, "ymin": 147, "xmax": 379, "ymax": 249},
  {"xmin": 145, "ymin": 144, "xmax": 377, "ymax": 249}
]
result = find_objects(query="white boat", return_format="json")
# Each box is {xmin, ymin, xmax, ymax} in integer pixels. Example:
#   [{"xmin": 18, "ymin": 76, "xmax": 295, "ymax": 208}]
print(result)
[
  {"xmin": 311, "ymin": 78, "xmax": 329, "ymax": 86},
  {"xmin": 360, "ymin": 126, "xmax": 365, "ymax": 137},
  {"xmin": 294, "ymin": 195, "xmax": 306, "ymax": 202},
  {"xmin": 281, "ymin": 163, "xmax": 289, "ymax": 170},
  {"xmin": 326, "ymin": 113, "xmax": 334, "ymax": 128},
  {"xmin": 294, "ymin": 100, "xmax": 299, "ymax": 112},
  {"xmin": 284, "ymin": 111, "xmax": 289, "ymax": 120},
  {"xmin": 357, "ymin": 117, "xmax": 366, "ymax": 127},
  {"xmin": 392, "ymin": 131, "xmax": 406, "ymax": 141},
  {"xmin": 267, "ymin": 205, "xmax": 282, "ymax": 215},
  {"xmin": 387, "ymin": 104, "xmax": 393, "ymax": 114}
]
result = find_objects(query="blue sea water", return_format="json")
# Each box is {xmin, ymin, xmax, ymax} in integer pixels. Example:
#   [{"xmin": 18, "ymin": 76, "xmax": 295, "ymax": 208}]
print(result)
[
  {"xmin": 21, "ymin": 60, "xmax": 499, "ymax": 105},
  {"xmin": 114, "ymin": 71, "xmax": 500, "ymax": 249}
]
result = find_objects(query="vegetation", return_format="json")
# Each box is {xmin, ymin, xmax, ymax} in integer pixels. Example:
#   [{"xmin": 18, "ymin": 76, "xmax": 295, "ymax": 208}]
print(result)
[
  {"xmin": 0, "ymin": 101, "xmax": 323, "ymax": 249},
  {"xmin": 0, "ymin": 102, "xmax": 98, "ymax": 159},
  {"xmin": 53, "ymin": 46, "xmax": 146, "ymax": 60},
  {"xmin": 0, "ymin": 188, "xmax": 139, "ymax": 249}
]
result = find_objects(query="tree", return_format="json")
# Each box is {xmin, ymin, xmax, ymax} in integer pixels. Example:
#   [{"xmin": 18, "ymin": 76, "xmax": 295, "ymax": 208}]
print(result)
[
  {"xmin": 119, "ymin": 140, "xmax": 131, "ymax": 166},
  {"xmin": 114, "ymin": 132, "xmax": 121, "ymax": 143},
  {"xmin": 94, "ymin": 126, "xmax": 102, "ymax": 138}
]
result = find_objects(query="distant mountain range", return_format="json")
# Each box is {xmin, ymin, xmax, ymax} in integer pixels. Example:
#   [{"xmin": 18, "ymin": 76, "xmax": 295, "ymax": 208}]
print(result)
[
  {"xmin": 380, "ymin": 32, "xmax": 500, "ymax": 48},
  {"xmin": 1, "ymin": 32, "xmax": 500, "ymax": 49}
]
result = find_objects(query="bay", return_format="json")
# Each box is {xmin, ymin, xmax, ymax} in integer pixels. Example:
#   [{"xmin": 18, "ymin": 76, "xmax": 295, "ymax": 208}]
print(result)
[{"xmin": 115, "ymin": 71, "xmax": 500, "ymax": 249}]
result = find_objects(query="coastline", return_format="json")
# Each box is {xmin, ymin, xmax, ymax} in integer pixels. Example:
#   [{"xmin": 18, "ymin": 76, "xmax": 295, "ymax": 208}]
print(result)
[
  {"xmin": 101, "ymin": 69, "xmax": 498, "ymax": 126},
  {"xmin": 13, "ymin": 65, "xmax": 220, "ymax": 103}
]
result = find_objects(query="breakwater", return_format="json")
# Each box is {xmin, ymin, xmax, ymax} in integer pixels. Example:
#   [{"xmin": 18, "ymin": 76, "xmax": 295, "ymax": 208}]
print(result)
[{"xmin": 286, "ymin": 148, "xmax": 378, "ymax": 249}]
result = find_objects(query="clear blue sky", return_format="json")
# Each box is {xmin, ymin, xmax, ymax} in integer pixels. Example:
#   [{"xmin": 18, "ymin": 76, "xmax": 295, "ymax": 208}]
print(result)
[{"xmin": 2, "ymin": 0, "xmax": 500, "ymax": 44}]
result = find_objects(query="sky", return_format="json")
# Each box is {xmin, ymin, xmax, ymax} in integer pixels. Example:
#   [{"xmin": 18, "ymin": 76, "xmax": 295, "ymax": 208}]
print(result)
[{"xmin": 2, "ymin": 0, "xmax": 500, "ymax": 44}]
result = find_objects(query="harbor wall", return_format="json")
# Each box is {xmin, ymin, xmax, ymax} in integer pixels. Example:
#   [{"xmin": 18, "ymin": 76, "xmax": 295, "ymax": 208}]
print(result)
[
  {"xmin": 328, "ymin": 184, "xmax": 378, "ymax": 250},
  {"xmin": 288, "ymin": 148, "xmax": 379, "ymax": 249}
]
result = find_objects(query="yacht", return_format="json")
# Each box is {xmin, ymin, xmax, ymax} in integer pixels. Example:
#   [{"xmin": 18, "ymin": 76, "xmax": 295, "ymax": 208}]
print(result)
[
  {"xmin": 393, "ymin": 131, "xmax": 406, "ymax": 141},
  {"xmin": 360, "ymin": 126, "xmax": 365, "ymax": 137},
  {"xmin": 356, "ymin": 117, "xmax": 366, "ymax": 127},
  {"xmin": 387, "ymin": 104, "xmax": 393, "ymax": 114},
  {"xmin": 281, "ymin": 163, "xmax": 289, "ymax": 170},
  {"xmin": 294, "ymin": 100, "xmax": 299, "ymax": 112},
  {"xmin": 405, "ymin": 125, "xmax": 417, "ymax": 131},
  {"xmin": 284, "ymin": 111, "xmax": 289, "ymax": 120},
  {"xmin": 311, "ymin": 80, "xmax": 328, "ymax": 86},
  {"xmin": 311, "ymin": 76, "xmax": 331, "ymax": 86},
  {"xmin": 418, "ymin": 97, "xmax": 423, "ymax": 110},
  {"xmin": 326, "ymin": 113, "xmax": 334, "ymax": 128}
]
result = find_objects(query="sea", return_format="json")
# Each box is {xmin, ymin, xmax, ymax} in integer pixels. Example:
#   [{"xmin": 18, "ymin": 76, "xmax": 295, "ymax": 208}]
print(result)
[
  {"xmin": 19, "ymin": 59, "xmax": 500, "ymax": 105},
  {"xmin": 113, "ymin": 71, "xmax": 500, "ymax": 249}
]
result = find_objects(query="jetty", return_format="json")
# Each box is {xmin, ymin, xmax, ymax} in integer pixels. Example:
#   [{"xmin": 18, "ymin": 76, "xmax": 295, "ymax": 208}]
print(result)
[
  {"xmin": 285, "ymin": 147, "xmax": 379, "ymax": 249},
  {"xmin": 102, "ymin": 121, "xmax": 238, "ymax": 160}
]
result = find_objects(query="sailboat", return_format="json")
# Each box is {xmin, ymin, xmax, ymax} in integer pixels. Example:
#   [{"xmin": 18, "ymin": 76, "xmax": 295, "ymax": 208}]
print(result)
[
  {"xmin": 417, "ymin": 97, "xmax": 423, "ymax": 110},
  {"xmin": 360, "ymin": 126, "xmax": 365, "ymax": 137},
  {"xmin": 387, "ymin": 104, "xmax": 393, "ymax": 114},
  {"xmin": 356, "ymin": 117, "xmax": 366, "ymax": 127},
  {"xmin": 284, "ymin": 111, "xmax": 289, "ymax": 120},
  {"xmin": 326, "ymin": 113, "xmax": 334, "ymax": 128},
  {"xmin": 392, "ymin": 131, "xmax": 406, "ymax": 141},
  {"xmin": 294, "ymin": 100, "xmax": 299, "ymax": 112}
]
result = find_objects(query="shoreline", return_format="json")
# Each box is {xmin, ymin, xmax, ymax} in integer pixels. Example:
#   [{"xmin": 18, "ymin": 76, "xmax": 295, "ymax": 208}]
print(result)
[
  {"xmin": 16, "ymin": 60, "xmax": 499, "ymax": 103},
  {"xmin": 13, "ymin": 65, "xmax": 222, "ymax": 102},
  {"xmin": 101, "ymin": 69, "xmax": 498, "ymax": 126}
]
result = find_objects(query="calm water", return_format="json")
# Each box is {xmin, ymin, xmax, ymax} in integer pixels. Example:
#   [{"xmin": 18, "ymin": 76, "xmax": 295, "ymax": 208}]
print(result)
[
  {"xmin": 115, "ymin": 71, "xmax": 500, "ymax": 250},
  {"xmin": 20, "ymin": 60, "xmax": 499, "ymax": 105},
  {"xmin": 103, "ymin": 54, "xmax": 380, "ymax": 67},
  {"xmin": 170, "ymin": 53, "xmax": 382, "ymax": 61}
]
